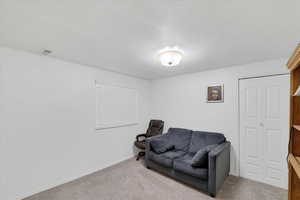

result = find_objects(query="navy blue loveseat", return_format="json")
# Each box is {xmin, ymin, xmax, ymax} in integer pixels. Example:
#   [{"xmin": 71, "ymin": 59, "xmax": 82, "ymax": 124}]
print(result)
[{"xmin": 145, "ymin": 128, "xmax": 230, "ymax": 197}]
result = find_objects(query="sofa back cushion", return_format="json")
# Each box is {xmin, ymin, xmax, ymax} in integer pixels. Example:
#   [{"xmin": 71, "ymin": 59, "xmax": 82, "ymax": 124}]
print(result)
[
  {"xmin": 189, "ymin": 131, "xmax": 225, "ymax": 153},
  {"xmin": 166, "ymin": 128, "xmax": 192, "ymax": 151},
  {"xmin": 150, "ymin": 139, "xmax": 174, "ymax": 154}
]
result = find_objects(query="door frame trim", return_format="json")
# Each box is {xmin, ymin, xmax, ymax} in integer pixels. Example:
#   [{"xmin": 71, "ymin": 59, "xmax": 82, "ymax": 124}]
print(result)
[
  {"xmin": 237, "ymin": 73, "xmax": 289, "ymax": 177},
  {"xmin": 239, "ymin": 73, "xmax": 289, "ymax": 80}
]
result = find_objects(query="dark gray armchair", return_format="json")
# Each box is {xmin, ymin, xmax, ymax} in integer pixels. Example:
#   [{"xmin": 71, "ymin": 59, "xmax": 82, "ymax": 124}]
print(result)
[{"xmin": 134, "ymin": 120, "xmax": 164, "ymax": 160}]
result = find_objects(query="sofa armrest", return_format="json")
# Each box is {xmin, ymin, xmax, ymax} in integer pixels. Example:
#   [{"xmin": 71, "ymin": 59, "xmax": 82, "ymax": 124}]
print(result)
[{"xmin": 208, "ymin": 141, "xmax": 230, "ymax": 197}]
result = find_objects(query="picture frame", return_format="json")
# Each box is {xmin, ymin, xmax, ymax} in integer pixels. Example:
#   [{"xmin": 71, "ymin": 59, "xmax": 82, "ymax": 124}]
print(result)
[{"xmin": 206, "ymin": 84, "xmax": 224, "ymax": 103}]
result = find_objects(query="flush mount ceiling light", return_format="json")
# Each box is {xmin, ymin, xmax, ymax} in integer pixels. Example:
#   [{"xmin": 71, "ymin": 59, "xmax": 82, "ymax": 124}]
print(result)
[
  {"xmin": 158, "ymin": 47, "xmax": 184, "ymax": 67},
  {"xmin": 41, "ymin": 49, "xmax": 52, "ymax": 56}
]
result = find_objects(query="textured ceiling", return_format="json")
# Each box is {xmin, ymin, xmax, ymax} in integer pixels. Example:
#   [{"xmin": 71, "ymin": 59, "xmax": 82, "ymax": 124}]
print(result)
[{"xmin": 0, "ymin": 0, "xmax": 299, "ymax": 79}]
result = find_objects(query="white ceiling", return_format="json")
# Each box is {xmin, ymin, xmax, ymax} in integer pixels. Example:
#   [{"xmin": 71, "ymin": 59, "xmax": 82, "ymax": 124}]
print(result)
[{"xmin": 0, "ymin": 0, "xmax": 299, "ymax": 79}]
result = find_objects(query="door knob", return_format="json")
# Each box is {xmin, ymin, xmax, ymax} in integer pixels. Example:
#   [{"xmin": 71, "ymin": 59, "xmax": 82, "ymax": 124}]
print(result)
[{"xmin": 259, "ymin": 122, "xmax": 264, "ymax": 127}]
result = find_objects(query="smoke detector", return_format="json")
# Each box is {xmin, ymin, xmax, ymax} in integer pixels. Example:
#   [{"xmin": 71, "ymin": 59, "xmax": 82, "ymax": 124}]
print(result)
[{"xmin": 41, "ymin": 49, "xmax": 52, "ymax": 56}]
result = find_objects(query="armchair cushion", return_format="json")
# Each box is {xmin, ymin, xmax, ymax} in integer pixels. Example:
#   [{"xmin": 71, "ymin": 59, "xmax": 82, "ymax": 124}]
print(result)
[
  {"xmin": 191, "ymin": 144, "xmax": 217, "ymax": 167},
  {"xmin": 136, "ymin": 133, "xmax": 147, "ymax": 141},
  {"xmin": 134, "ymin": 140, "xmax": 146, "ymax": 150},
  {"xmin": 150, "ymin": 139, "xmax": 174, "ymax": 154}
]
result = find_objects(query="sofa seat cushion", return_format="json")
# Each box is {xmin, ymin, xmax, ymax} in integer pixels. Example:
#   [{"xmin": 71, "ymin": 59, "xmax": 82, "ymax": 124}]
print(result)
[
  {"xmin": 174, "ymin": 154, "xmax": 208, "ymax": 180},
  {"xmin": 148, "ymin": 150, "xmax": 187, "ymax": 168}
]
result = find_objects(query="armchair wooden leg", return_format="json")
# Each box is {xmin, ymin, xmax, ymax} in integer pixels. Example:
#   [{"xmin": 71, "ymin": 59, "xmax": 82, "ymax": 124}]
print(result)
[{"xmin": 136, "ymin": 151, "xmax": 145, "ymax": 161}]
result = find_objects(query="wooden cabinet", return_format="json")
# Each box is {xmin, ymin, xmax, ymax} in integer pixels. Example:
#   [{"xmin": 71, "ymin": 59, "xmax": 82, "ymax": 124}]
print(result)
[{"xmin": 287, "ymin": 44, "xmax": 300, "ymax": 200}]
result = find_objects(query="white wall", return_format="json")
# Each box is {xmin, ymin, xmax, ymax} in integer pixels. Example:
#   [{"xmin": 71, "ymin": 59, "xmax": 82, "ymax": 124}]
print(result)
[
  {"xmin": 0, "ymin": 46, "xmax": 290, "ymax": 200},
  {"xmin": 0, "ymin": 47, "xmax": 151, "ymax": 200},
  {"xmin": 150, "ymin": 59, "xmax": 289, "ymax": 176}
]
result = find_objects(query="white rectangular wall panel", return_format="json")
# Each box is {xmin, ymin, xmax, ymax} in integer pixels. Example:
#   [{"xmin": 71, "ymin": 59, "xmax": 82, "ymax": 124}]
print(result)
[{"xmin": 96, "ymin": 83, "xmax": 138, "ymax": 129}]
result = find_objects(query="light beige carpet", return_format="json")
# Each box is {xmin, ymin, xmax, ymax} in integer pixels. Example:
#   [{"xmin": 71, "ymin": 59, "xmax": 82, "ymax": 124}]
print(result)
[{"xmin": 24, "ymin": 158, "xmax": 287, "ymax": 200}]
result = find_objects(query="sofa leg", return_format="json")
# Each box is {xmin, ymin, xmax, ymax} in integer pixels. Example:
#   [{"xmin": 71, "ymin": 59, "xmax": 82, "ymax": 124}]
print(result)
[{"xmin": 210, "ymin": 193, "xmax": 215, "ymax": 198}]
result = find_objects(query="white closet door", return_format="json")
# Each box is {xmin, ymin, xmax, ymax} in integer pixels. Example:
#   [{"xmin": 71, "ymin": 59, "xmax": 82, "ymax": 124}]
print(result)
[{"xmin": 239, "ymin": 75, "xmax": 289, "ymax": 189}]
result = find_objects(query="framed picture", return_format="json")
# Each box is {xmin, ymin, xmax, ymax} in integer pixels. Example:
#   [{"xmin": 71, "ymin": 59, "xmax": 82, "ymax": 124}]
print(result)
[{"xmin": 206, "ymin": 84, "xmax": 224, "ymax": 103}]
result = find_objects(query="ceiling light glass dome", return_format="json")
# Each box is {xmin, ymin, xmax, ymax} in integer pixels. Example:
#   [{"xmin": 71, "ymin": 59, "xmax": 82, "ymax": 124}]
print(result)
[{"xmin": 158, "ymin": 47, "xmax": 184, "ymax": 67}]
